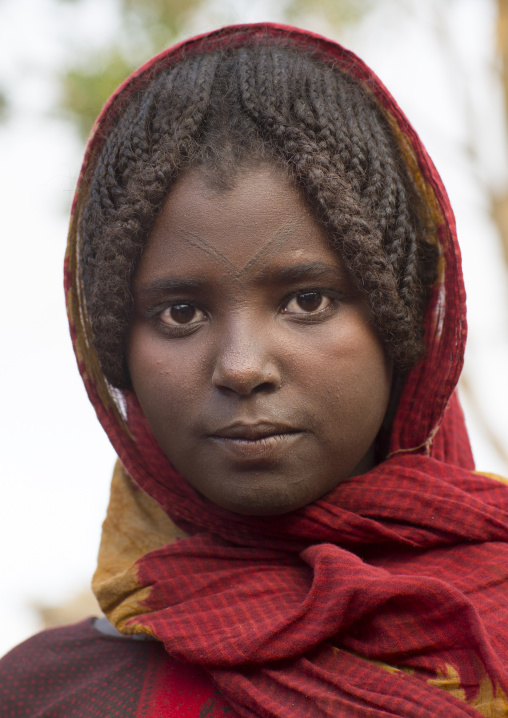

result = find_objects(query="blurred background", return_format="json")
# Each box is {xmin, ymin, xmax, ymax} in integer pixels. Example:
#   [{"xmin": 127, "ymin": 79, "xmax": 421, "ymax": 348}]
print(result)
[{"xmin": 1, "ymin": 0, "xmax": 507, "ymax": 657}]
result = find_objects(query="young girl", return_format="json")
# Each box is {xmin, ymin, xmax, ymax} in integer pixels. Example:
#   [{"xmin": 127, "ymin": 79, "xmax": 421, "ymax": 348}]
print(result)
[{"xmin": 2, "ymin": 22, "xmax": 508, "ymax": 718}]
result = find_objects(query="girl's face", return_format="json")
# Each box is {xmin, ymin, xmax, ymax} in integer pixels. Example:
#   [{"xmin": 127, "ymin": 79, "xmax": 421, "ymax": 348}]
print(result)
[{"xmin": 128, "ymin": 165, "xmax": 393, "ymax": 515}]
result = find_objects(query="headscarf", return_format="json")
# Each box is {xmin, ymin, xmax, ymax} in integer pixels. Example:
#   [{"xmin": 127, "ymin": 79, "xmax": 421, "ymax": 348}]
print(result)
[{"xmin": 65, "ymin": 23, "xmax": 508, "ymax": 718}]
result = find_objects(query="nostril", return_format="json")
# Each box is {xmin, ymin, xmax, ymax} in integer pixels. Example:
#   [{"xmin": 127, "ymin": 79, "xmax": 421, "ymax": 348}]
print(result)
[
  {"xmin": 252, "ymin": 381, "xmax": 276, "ymax": 394},
  {"xmin": 212, "ymin": 361, "xmax": 282, "ymax": 396},
  {"xmin": 215, "ymin": 378, "xmax": 279, "ymax": 397}
]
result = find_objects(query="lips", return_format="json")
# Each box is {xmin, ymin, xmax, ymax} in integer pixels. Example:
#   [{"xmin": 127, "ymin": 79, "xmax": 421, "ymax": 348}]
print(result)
[
  {"xmin": 211, "ymin": 422, "xmax": 299, "ymax": 440},
  {"xmin": 208, "ymin": 422, "xmax": 304, "ymax": 461}
]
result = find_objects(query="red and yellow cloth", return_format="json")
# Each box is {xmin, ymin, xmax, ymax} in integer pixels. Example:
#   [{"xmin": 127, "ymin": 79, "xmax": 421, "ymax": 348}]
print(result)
[{"xmin": 64, "ymin": 23, "xmax": 508, "ymax": 718}]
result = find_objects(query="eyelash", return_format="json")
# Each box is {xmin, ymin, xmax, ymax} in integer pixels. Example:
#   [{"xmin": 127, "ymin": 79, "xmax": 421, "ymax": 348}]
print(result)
[
  {"xmin": 147, "ymin": 288, "xmax": 342, "ymax": 335},
  {"xmin": 282, "ymin": 289, "xmax": 338, "ymax": 319}
]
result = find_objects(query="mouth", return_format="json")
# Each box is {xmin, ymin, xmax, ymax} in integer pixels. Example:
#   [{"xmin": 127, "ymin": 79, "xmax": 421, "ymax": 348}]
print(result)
[{"xmin": 208, "ymin": 423, "xmax": 304, "ymax": 461}]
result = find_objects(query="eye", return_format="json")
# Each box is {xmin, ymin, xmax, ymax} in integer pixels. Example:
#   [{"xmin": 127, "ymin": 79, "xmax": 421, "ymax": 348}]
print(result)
[
  {"xmin": 285, "ymin": 291, "xmax": 332, "ymax": 314},
  {"xmin": 159, "ymin": 303, "xmax": 206, "ymax": 326}
]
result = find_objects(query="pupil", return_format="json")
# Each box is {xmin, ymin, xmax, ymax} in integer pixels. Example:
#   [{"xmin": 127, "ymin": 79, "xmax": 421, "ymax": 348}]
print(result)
[
  {"xmin": 170, "ymin": 304, "xmax": 195, "ymax": 324},
  {"xmin": 297, "ymin": 292, "xmax": 322, "ymax": 312}
]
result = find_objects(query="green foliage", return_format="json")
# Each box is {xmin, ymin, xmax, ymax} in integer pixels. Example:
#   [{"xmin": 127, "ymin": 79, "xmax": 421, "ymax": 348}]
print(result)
[
  {"xmin": 60, "ymin": 51, "xmax": 134, "ymax": 140},
  {"xmin": 57, "ymin": 0, "xmax": 204, "ymax": 140},
  {"xmin": 285, "ymin": 0, "xmax": 374, "ymax": 28}
]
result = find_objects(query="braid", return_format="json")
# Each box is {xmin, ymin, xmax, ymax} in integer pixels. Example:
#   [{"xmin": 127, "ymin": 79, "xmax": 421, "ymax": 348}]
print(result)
[
  {"xmin": 80, "ymin": 53, "xmax": 221, "ymax": 387},
  {"xmin": 236, "ymin": 46, "xmax": 419, "ymax": 363},
  {"xmin": 79, "ymin": 43, "xmax": 438, "ymax": 388}
]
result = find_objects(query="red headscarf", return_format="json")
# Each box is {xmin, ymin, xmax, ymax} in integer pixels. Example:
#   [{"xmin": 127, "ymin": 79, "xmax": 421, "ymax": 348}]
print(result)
[{"xmin": 66, "ymin": 23, "xmax": 508, "ymax": 718}]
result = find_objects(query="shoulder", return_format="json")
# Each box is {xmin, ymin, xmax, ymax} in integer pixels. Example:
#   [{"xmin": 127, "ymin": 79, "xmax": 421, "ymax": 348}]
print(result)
[
  {"xmin": 0, "ymin": 618, "xmax": 156, "ymax": 717},
  {"xmin": 0, "ymin": 618, "xmax": 236, "ymax": 717}
]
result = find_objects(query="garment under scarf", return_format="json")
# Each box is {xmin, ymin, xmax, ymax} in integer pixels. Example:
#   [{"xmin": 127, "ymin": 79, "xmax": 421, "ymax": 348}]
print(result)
[{"xmin": 65, "ymin": 22, "xmax": 508, "ymax": 718}]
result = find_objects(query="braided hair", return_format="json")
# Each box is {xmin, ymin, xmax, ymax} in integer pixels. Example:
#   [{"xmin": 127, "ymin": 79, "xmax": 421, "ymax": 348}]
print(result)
[{"xmin": 80, "ymin": 43, "xmax": 438, "ymax": 389}]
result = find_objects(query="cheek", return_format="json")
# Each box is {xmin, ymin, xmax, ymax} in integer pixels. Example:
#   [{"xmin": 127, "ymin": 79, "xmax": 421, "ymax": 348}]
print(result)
[
  {"xmin": 128, "ymin": 326, "xmax": 196, "ymax": 423},
  {"xmin": 342, "ymin": 334, "xmax": 392, "ymax": 411},
  {"xmin": 129, "ymin": 332, "xmax": 164, "ymax": 394},
  {"xmin": 297, "ymin": 321, "xmax": 392, "ymax": 441}
]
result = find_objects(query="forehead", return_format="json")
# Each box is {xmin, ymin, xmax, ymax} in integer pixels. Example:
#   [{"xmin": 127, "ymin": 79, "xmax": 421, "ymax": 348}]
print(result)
[{"xmin": 135, "ymin": 165, "xmax": 348, "ymax": 284}]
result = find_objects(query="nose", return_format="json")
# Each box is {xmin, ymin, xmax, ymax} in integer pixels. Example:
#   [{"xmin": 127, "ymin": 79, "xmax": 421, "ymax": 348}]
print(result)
[{"xmin": 211, "ymin": 317, "xmax": 282, "ymax": 396}]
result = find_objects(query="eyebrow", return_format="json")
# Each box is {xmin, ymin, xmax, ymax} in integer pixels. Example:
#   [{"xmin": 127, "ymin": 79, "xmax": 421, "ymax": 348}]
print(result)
[
  {"xmin": 136, "ymin": 277, "xmax": 207, "ymax": 296},
  {"xmin": 254, "ymin": 261, "xmax": 350, "ymax": 285}
]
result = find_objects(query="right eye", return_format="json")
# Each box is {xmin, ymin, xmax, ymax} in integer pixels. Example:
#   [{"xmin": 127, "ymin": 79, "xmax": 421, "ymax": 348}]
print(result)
[{"xmin": 159, "ymin": 304, "xmax": 206, "ymax": 326}]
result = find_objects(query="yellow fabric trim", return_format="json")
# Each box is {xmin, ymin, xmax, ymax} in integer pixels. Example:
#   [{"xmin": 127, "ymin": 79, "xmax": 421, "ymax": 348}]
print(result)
[
  {"xmin": 428, "ymin": 665, "xmax": 508, "ymax": 717},
  {"xmin": 344, "ymin": 653, "xmax": 508, "ymax": 716},
  {"xmin": 475, "ymin": 471, "xmax": 508, "ymax": 487},
  {"xmin": 92, "ymin": 460, "xmax": 187, "ymax": 635}
]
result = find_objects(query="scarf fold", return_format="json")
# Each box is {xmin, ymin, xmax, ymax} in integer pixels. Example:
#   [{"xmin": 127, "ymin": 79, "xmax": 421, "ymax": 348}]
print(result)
[
  {"xmin": 92, "ymin": 457, "xmax": 508, "ymax": 716},
  {"xmin": 67, "ymin": 23, "xmax": 508, "ymax": 718}
]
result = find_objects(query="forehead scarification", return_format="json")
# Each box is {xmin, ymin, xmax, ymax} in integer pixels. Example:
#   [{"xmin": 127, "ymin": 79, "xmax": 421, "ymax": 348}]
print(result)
[{"xmin": 146, "ymin": 221, "xmax": 306, "ymax": 291}]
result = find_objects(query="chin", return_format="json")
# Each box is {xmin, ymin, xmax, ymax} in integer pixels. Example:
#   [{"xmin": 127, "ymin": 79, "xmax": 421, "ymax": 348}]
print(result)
[{"xmin": 210, "ymin": 485, "xmax": 315, "ymax": 517}]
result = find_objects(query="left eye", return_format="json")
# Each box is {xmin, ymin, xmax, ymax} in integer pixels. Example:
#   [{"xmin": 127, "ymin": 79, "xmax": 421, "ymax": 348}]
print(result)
[
  {"xmin": 159, "ymin": 304, "xmax": 205, "ymax": 326},
  {"xmin": 285, "ymin": 291, "xmax": 332, "ymax": 314}
]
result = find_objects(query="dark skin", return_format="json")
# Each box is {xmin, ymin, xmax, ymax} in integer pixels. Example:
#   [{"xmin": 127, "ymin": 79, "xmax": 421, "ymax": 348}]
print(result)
[{"xmin": 128, "ymin": 164, "xmax": 393, "ymax": 516}]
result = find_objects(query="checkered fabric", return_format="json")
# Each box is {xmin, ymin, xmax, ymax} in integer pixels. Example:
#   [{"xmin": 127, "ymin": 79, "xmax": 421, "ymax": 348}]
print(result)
[{"xmin": 0, "ymin": 619, "xmax": 237, "ymax": 717}]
